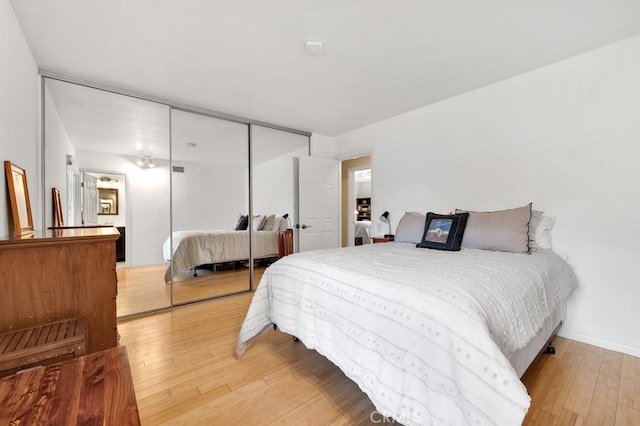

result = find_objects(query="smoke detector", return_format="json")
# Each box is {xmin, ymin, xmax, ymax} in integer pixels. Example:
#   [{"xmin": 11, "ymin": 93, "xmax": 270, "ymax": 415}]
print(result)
[{"xmin": 304, "ymin": 40, "xmax": 324, "ymax": 56}]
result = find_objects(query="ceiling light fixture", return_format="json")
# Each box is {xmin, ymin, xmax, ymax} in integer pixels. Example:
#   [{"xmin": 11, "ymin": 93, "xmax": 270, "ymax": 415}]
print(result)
[
  {"xmin": 136, "ymin": 155, "xmax": 155, "ymax": 169},
  {"xmin": 304, "ymin": 40, "xmax": 324, "ymax": 56}
]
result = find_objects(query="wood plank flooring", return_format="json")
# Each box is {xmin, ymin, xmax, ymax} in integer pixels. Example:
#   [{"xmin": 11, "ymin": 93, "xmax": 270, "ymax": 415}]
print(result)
[
  {"xmin": 116, "ymin": 264, "xmax": 265, "ymax": 317},
  {"xmin": 117, "ymin": 294, "xmax": 640, "ymax": 425}
]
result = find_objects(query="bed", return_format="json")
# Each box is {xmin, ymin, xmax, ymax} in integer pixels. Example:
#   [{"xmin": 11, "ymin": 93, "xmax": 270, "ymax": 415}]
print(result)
[
  {"xmin": 354, "ymin": 220, "xmax": 371, "ymax": 244},
  {"xmin": 236, "ymin": 242, "xmax": 578, "ymax": 425},
  {"xmin": 162, "ymin": 229, "xmax": 281, "ymax": 283}
]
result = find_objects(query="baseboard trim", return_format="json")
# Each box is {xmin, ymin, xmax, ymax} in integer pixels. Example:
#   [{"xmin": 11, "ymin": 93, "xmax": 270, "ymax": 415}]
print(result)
[{"xmin": 557, "ymin": 327, "xmax": 640, "ymax": 358}]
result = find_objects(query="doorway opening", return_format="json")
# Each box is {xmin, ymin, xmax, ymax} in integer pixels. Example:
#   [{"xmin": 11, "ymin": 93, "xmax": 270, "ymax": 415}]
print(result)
[
  {"xmin": 81, "ymin": 171, "xmax": 127, "ymax": 265},
  {"xmin": 340, "ymin": 155, "xmax": 371, "ymax": 247}
]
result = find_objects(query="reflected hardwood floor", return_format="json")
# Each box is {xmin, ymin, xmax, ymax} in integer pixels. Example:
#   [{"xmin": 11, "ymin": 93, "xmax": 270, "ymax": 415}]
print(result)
[
  {"xmin": 117, "ymin": 293, "xmax": 640, "ymax": 425},
  {"xmin": 117, "ymin": 264, "xmax": 266, "ymax": 317}
]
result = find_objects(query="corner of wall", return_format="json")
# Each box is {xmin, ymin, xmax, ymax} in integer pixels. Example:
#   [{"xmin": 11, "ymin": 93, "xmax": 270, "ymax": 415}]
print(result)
[
  {"xmin": 310, "ymin": 133, "xmax": 335, "ymax": 158},
  {"xmin": 558, "ymin": 326, "xmax": 640, "ymax": 358}
]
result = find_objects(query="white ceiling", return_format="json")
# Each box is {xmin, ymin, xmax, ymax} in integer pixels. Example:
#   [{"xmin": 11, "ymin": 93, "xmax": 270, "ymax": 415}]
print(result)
[{"xmin": 11, "ymin": 0, "xmax": 640, "ymax": 137}]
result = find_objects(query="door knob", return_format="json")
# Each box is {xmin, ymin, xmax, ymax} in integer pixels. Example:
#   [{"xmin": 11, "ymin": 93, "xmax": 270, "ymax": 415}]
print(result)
[{"xmin": 301, "ymin": 224, "xmax": 311, "ymax": 229}]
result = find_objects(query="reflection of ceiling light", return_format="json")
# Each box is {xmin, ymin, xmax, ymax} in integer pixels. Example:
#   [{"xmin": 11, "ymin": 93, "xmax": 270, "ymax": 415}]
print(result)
[
  {"xmin": 187, "ymin": 142, "xmax": 197, "ymax": 148},
  {"xmin": 136, "ymin": 155, "xmax": 155, "ymax": 169},
  {"xmin": 354, "ymin": 169, "xmax": 371, "ymax": 182},
  {"xmin": 99, "ymin": 176, "xmax": 117, "ymax": 183}
]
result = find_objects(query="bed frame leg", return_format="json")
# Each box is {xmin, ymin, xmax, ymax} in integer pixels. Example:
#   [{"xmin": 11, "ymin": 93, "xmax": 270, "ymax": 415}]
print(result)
[
  {"xmin": 273, "ymin": 324, "xmax": 299, "ymax": 343},
  {"xmin": 544, "ymin": 321, "xmax": 562, "ymax": 355}
]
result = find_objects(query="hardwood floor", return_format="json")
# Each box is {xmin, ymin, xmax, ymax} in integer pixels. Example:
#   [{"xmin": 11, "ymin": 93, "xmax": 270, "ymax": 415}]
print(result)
[
  {"xmin": 116, "ymin": 264, "xmax": 266, "ymax": 317},
  {"xmin": 118, "ymin": 294, "xmax": 640, "ymax": 425}
]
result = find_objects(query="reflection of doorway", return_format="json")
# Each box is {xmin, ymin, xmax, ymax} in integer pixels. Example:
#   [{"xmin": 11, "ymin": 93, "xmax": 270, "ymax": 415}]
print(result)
[
  {"xmin": 83, "ymin": 172, "xmax": 127, "ymax": 264},
  {"xmin": 81, "ymin": 173, "xmax": 98, "ymax": 225},
  {"xmin": 66, "ymin": 162, "xmax": 81, "ymax": 226},
  {"xmin": 353, "ymin": 169, "xmax": 372, "ymax": 245},
  {"xmin": 340, "ymin": 155, "xmax": 371, "ymax": 247}
]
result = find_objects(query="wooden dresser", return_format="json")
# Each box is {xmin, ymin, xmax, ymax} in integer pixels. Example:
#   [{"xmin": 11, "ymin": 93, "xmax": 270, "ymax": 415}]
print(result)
[{"xmin": 0, "ymin": 228, "xmax": 120, "ymax": 354}]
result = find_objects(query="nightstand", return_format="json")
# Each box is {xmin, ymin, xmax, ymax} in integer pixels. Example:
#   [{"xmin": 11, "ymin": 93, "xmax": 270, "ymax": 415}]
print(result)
[{"xmin": 372, "ymin": 236, "xmax": 394, "ymax": 243}]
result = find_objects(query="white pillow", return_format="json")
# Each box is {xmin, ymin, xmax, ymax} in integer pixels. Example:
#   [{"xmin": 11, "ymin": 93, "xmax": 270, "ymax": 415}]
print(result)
[
  {"xmin": 529, "ymin": 210, "xmax": 555, "ymax": 250},
  {"xmin": 252, "ymin": 215, "xmax": 266, "ymax": 231},
  {"xmin": 394, "ymin": 212, "xmax": 426, "ymax": 244}
]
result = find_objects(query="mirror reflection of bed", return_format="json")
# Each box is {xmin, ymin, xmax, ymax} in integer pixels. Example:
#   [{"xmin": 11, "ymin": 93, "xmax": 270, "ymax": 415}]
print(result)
[{"xmin": 164, "ymin": 223, "xmax": 292, "ymax": 280}]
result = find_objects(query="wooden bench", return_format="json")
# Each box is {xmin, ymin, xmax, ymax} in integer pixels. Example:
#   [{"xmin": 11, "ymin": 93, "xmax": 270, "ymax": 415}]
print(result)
[
  {"xmin": 0, "ymin": 346, "xmax": 140, "ymax": 425},
  {"xmin": 0, "ymin": 317, "xmax": 87, "ymax": 376}
]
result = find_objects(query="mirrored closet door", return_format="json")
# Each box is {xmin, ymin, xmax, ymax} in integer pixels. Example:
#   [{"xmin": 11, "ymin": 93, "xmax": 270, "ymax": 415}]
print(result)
[
  {"xmin": 43, "ymin": 78, "xmax": 172, "ymax": 318},
  {"xmin": 42, "ymin": 75, "xmax": 311, "ymax": 318},
  {"xmin": 169, "ymin": 109, "xmax": 250, "ymax": 305},
  {"xmin": 250, "ymin": 125, "xmax": 309, "ymax": 289}
]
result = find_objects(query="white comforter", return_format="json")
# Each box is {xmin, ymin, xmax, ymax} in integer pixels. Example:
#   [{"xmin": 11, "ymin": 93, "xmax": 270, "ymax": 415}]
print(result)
[
  {"xmin": 162, "ymin": 230, "xmax": 279, "ymax": 282},
  {"xmin": 236, "ymin": 243, "xmax": 578, "ymax": 425}
]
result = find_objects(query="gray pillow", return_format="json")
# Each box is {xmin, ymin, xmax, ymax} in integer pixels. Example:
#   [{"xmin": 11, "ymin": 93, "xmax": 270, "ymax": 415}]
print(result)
[
  {"xmin": 456, "ymin": 203, "xmax": 532, "ymax": 253},
  {"xmin": 261, "ymin": 214, "xmax": 276, "ymax": 231},
  {"xmin": 394, "ymin": 211, "xmax": 426, "ymax": 244}
]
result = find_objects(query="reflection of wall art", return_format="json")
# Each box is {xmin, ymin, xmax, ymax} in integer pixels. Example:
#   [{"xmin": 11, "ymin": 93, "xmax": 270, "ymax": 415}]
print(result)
[
  {"xmin": 52, "ymin": 187, "xmax": 64, "ymax": 227},
  {"xmin": 4, "ymin": 161, "xmax": 34, "ymax": 236},
  {"xmin": 97, "ymin": 188, "xmax": 118, "ymax": 215}
]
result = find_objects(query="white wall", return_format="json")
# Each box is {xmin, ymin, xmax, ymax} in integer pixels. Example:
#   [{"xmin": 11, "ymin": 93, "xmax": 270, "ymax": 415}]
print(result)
[
  {"xmin": 253, "ymin": 147, "xmax": 307, "ymax": 221},
  {"xmin": 334, "ymin": 35, "xmax": 640, "ymax": 357},
  {"xmin": 310, "ymin": 133, "xmax": 334, "ymax": 157},
  {"xmin": 171, "ymin": 161, "xmax": 248, "ymax": 231},
  {"xmin": 356, "ymin": 181, "xmax": 371, "ymax": 198},
  {"xmin": 43, "ymin": 87, "xmax": 76, "ymax": 229},
  {"xmin": 0, "ymin": 0, "xmax": 38, "ymax": 236}
]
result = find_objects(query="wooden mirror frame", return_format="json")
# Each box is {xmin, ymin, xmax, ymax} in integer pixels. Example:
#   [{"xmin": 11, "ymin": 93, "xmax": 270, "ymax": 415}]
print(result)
[
  {"xmin": 52, "ymin": 187, "xmax": 64, "ymax": 227},
  {"xmin": 4, "ymin": 161, "xmax": 34, "ymax": 236},
  {"xmin": 98, "ymin": 188, "xmax": 119, "ymax": 215}
]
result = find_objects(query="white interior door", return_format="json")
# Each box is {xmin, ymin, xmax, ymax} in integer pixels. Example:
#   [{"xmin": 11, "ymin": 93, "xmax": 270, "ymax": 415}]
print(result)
[
  {"xmin": 298, "ymin": 156, "xmax": 340, "ymax": 252},
  {"xmin": 81, "ymin": 173, "xmax": 98, "ymax": 225}
]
